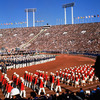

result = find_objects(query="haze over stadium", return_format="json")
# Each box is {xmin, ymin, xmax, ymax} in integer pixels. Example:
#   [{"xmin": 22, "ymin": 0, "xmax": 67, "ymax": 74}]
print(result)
[{"xmin": 0, "ymin": 0, "xmax": 100, "ymax": 100}]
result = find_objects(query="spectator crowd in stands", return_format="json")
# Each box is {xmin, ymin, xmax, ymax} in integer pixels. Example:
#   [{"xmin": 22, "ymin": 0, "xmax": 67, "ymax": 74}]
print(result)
[{"xmin": 0, "ymin": 22, "xmax": 100, "ymax": 54}]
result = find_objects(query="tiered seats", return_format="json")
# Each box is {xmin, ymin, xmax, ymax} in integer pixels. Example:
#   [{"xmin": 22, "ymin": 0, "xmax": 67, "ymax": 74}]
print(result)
[{"xmin": 0, "ymin": 22, "xmax": 100, "ymax": 54}]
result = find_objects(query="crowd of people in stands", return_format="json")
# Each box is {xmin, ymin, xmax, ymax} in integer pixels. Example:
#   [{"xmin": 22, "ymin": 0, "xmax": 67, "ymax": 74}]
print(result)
[
  {"xmin": 0, "ymin": 23, "xmax": 99, "ymax": 55},
  {"xmin": 0, "ymin": 27, "xmax": 42, "ymax": 49},
  {"xmin": 28, "ymin": 23, "xmax": 100, "ymax": 54},
  {"xmin": 0, "ymin": 64, "xmax": 99, "ymax": 100}
]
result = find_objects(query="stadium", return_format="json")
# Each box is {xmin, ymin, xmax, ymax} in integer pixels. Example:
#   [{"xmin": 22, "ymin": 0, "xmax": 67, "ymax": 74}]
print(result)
[{"xmin": 0, "ymin": 0, "xmax": 100, "ymax": 100}]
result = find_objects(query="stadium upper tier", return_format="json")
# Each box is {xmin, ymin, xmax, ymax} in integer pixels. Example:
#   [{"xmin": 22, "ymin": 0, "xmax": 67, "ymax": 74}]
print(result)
[{"xmin": 0, "ymin": 22, "xmax": 100, "ymax": 54}]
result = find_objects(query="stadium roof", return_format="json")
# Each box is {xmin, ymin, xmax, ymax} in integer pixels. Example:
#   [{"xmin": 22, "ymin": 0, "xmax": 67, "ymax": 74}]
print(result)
[
  {"xmin": 62, "ymin": 3, "xmax": 75, "ymax": 8},
  {"xmin": 25, "ymin": 8, "xmax": 36, "ymax": 12}
]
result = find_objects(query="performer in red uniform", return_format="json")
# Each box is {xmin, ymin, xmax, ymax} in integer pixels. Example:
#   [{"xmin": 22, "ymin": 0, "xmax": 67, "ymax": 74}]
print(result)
[
  {"xmin": 2, "ymin": 76, "xmax": 7, "ymax": 92},
  {"xmin": 33, "ymin": 74, "xmax": 38, "ymax": 91},
  {"xmin": 38, "ymin": 77, "xmax": 46, "ymax": 95},
  {"xmin": 56, "ymin": 71, "xmax": 59, "ymax": 78},
  {"xmin": 1, "ymin": 73, "xmax": 4, "ymax": 82},
  {"xmin": 51, "ymin": 73, "xmax": 55, "ymax": 91},
  {"xmin": 61, "ymin": 72, "xmax": 65, "ymax": 83},
  {"xmin": 44, "ymin": 72, "xmax": 48, "ymax": 87},
  {"xmin": 27, "ymin": 72, "xmax": 30, "ymax": 87},
  {"xmin": 24, "ymin": 71, "xmax": 28, "ymax": 86},
  {"xmin": 75, "ymin": 75, "xmax": 79, "ymax": 88},
  {"xmin": 59, "ymin": 69, "xmax": 62, "ymax": 77},
  {"xmin": 16, "ymin": 75, "xmax": 19, "ymax": 87},
  {"xmin": 55, "ymin": 76, "xmax": 62, "ymax": 92},
  {"xmin": 29, "ymin": 73, "xmax": 33, "ymax": 88},
  {"xmin": 5, "ymin": 81, "xmax": 13, "ymax": 98},
  {"xmin": 20, "ymin": 79, "xmax": 26, "ymax": 98},
  {"xmin": 81, "ymin": 74, "xmax": 86, "ymax": 86}
]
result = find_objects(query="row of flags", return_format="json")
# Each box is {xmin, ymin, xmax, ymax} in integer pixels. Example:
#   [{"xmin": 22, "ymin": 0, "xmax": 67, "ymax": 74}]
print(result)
[
  {"xmin": 74, "ymin": 15, "xmax": 100, "ymax": 19},
  {"xmin": 0, "ymin": 20, "xmax": 44, "ymax": 26},
  {"xmin": 0, "ymin": 21, "xmax": 26, "ymax": 26}
]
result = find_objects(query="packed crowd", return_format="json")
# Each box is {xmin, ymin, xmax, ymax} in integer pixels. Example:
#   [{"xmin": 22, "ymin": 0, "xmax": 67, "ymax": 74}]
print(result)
[
  {"xmin": 0, "ymin": 27, "xmax": 42, "ymax": 49},
  {"xmin": 0, "ymin": 23, "xmax": 100, "ymax": 54},
  {"xmin": 0, "ymin": 64, "xmax": 99, "ymax": 99},
  {"xmin": 29, "ymin": 22, "xmax": 100, "ymax": 54}
]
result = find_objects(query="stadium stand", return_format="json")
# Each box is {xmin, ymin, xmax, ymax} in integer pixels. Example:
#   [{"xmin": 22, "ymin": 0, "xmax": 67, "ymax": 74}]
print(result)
[
  {"xmin": 29, "ymin": 23, "xmax": 100, "ymax": 54},
  {"xmin": 0, "ymin": 23, "xmax": 100, "ymax": 54}
]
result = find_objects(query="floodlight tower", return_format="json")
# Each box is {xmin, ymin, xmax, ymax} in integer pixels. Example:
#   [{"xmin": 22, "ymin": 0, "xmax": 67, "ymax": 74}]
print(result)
[
  {"xmin": 62, "ymin": 3, "xmax": 74, "ymax": 24},
  {"xmin": 25, "ymin": 8, "xmax": 36, "ymax": 27}
]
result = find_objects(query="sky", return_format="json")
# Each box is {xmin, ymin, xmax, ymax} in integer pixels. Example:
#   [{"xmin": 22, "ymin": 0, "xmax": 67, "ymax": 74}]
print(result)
[{"xmin": 0, "ymin": 0, "xmax": 100, "ymax": 29}]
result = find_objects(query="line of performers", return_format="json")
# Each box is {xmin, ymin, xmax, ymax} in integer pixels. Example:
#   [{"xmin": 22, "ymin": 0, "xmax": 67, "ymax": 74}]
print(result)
[
  {"xmin": 23, "ymin": 70, "xmax": 62, "ymax": 95},
  {"xmin": 1, "ymin": 73, "xmax": 26, "ymax": 99},
  {"xmin": 23, "ymin": 64, "xmax": 99, "ymax": 95},
  {"xmin": 0, "ymin": 64, "xmax": 99, "ymax": 99}
]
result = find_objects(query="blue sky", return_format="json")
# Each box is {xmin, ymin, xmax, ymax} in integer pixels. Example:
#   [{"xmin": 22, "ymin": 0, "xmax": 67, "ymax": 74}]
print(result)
[{"xmin": 0, "ymin": 0, "xmax": 100, "ymax": 29}]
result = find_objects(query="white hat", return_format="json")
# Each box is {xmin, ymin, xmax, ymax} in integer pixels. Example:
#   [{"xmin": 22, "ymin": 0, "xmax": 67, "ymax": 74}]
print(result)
[
  {"xmin": 17, "ymin": 75, "xmax": 19, "ymax": 77},
  {"xmin": 11, "ymin": 88, "xmax": 20, "ymax": 96},
  {"xmin": 14, "ymin": 72, "xmax": 16, "ymax": 74},
  {"xmin": 25, "ymin": 71, "xmax": 28, "ymax": 73},
  {"xmin": 47, "ymin": 94, "xmax": 50, "ymax": 97},
  {"xmin": 65, "ymin": 73, "xmax": 67, "ymax": 75},
  {"xmin": 56, "ymin": 71, "xmax": 58, "ymax": 72}
]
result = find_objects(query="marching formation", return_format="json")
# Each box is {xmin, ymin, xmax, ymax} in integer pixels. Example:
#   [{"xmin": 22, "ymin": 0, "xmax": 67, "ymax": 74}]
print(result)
[
  {"xmin": 56, "ymin": 64, "xmax": 99, "ymax": 88},
  {"xmin": 0, "ymin": 64, "xmax": 99, "ymax": 99},
  {"xmin": 1, "ymin": 72, "xmax": 26, "ymax": 99},
  {"xmin": 0, "ymin": 54, "xmax": 56, "ymax": 71}
]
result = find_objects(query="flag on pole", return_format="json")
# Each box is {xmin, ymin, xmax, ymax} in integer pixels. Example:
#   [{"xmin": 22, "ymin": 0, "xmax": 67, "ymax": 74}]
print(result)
[
  {"xmin": 88, "ymin": 16, "xmax": 91, "ymax": 18},
  {"xmin": 97, "ymin": 15, "xmax": 99, "ymax": 17},
  {"xmin": 91, "ymin": 15, "xmax": 94, "ymax": 18},
  {"xmin": 86, "ymin": 16, "xmax": 88, "ymax": 18}
]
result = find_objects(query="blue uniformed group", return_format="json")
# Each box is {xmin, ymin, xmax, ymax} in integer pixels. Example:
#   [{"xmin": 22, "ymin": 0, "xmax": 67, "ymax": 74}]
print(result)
[{"xmin": 0, "ymin": 54, "xmax": 56, "ymax": 70}]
